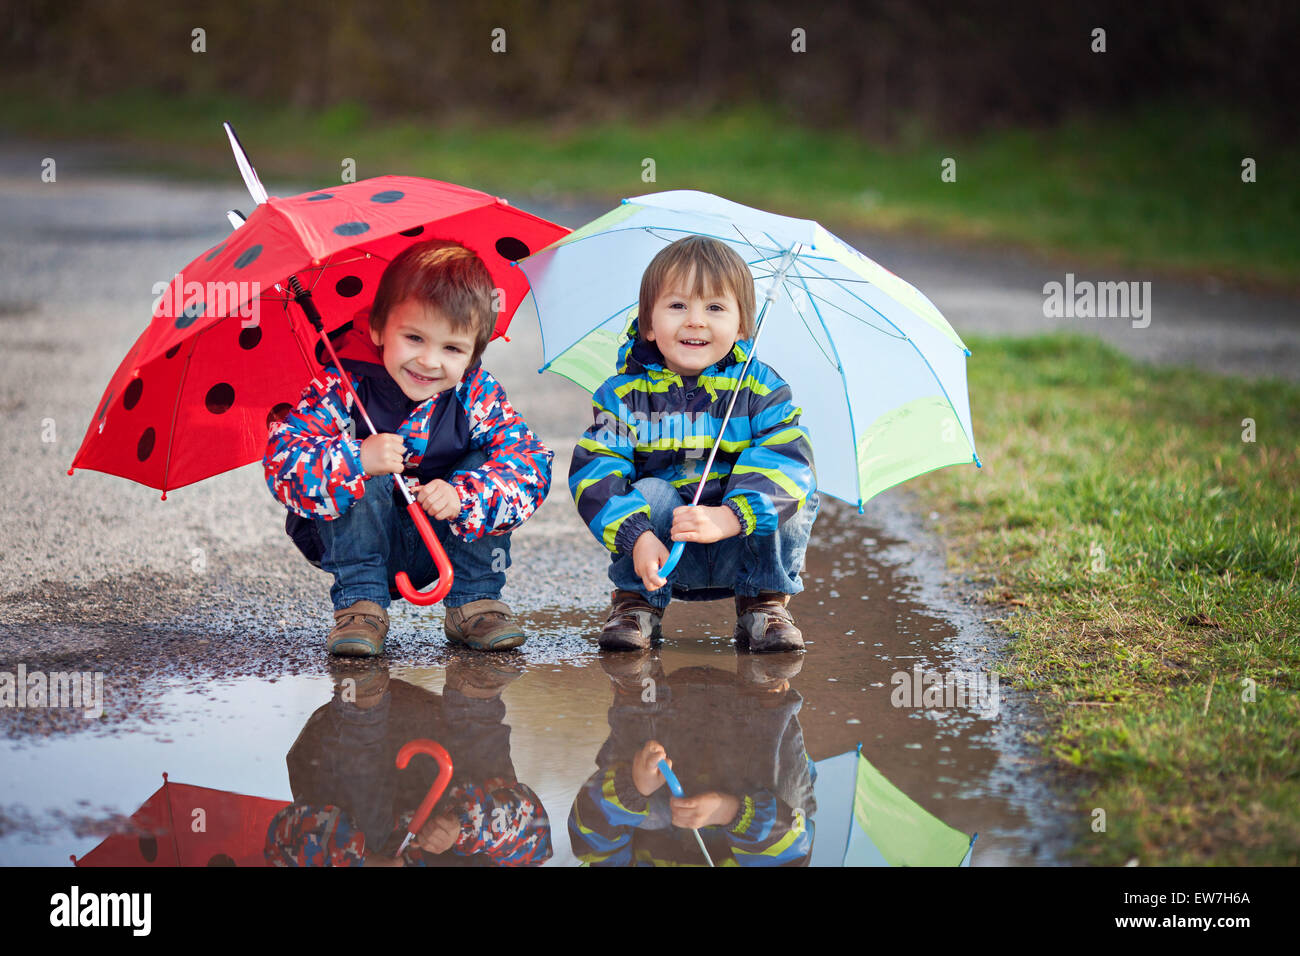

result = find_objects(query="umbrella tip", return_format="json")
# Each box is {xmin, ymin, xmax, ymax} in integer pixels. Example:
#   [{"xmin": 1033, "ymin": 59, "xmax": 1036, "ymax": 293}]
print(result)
[
  {"xmin": 964, "ymin": 348, "xmax": 972, "ymax": 356},
  {"xmin": 160, "ymin": 491, "xmax": 168, "ymax": 501},
  {"xmin": 620, "ymin": 198, "xmax": 628, "ymax": 204},
  {"xmin": 69, "ymin": 854, "xmax": 77, "ymax": 864},
  {"xmin": 973, "ymin": 453, "xmax": 983, "ymax": 468},
  {"xmin": 66, "ymin": 467, "xmax": 74, "ymax": 476}
]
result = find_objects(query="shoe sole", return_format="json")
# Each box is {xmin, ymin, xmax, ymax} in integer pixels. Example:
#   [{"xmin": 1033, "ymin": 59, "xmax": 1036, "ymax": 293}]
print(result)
[
  {"xmin": 328, "ymin": 637, "xmax": 385, "ymax": 657},
  {"xmin": 445, "ymin": 629, "xmax": 527, "ymax": 652}
]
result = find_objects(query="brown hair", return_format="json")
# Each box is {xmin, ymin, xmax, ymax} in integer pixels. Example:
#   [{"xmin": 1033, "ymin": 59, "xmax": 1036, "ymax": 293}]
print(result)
[
  {"xmin": 369, "ymin": 240, "xmax": 496, "ymax": 363},
  {"xmin": 637, "ymin": 235, "xmax": 756, "ymax": 341}
]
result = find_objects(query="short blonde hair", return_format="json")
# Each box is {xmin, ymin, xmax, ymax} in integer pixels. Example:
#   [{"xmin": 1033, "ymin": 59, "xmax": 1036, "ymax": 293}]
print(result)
[
  {"xmin": 369, "ymin": 240, "xmax": 496, "ymax": 363},
  {"xmin": 638, "ymin": 236, "xmax": 756, "ymax": 341}
]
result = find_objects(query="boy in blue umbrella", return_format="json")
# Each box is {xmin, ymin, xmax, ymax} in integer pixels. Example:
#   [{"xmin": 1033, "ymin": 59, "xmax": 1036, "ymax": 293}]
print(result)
[
  {"xmin": 265, "ymin": 240, "xmax": 553, "ymax": 655},
  {"xmin": 569, "ymin": 236, "xmax": 818, "ymax": 652}
]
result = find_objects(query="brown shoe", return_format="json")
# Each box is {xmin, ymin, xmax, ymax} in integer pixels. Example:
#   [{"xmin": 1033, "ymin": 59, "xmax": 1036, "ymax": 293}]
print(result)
[
  {"xmin": 443, "ymin": 599, "xmax": 526, "ymax": 651},
  {"xmin": 734, "ymin": 592, "xmax": 804, "ymax": 653},
  {"xmin": 327, "ymin": 600, "xmax": 389, "ymax": 657},
  {"xmin": 598, "ymin": 590, "xmax": 664, "ymax": 651}
]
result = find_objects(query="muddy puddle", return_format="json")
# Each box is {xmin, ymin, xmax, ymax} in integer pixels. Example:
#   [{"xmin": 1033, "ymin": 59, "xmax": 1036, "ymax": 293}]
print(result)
[{"xmin": 0, "ymin": 503, "xmax": 1071, "ymax": 866}]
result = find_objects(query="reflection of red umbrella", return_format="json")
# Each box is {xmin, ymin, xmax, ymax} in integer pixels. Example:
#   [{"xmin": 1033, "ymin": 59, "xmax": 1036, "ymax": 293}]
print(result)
[
  {"xmin": 73, "ymin": 773, "xmax": 289, "ymax": 867},
  {"xmin": 68, "ymin": 169, "xmax": 568, "ymax": 603}
]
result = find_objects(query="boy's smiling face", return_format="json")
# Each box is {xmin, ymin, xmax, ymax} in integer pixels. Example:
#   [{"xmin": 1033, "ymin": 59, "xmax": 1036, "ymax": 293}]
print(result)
[
  {"xmin": 370, "ymin": 297, "xmax": 475, "ymax": 401},
  {"xmin": 645, "ymin": 267, "xmax": 741, "ymax": 378}
]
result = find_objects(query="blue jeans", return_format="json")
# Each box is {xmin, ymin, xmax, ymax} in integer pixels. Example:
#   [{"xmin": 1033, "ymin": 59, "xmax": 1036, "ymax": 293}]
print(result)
[
  {"xmin": 315, "ymin": 449, "xmax": 508, "ymax": 611},
  {"xmin": 609, "ymin": 477, "xmax": 819, "ymax": 611}
]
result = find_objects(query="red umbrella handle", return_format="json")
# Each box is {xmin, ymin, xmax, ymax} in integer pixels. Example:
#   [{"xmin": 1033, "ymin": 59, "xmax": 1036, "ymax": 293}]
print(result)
[
  {"xmin": 395, "ymin": 495, "xmax": 454, "ymax": 606},
  {"xmin": 396, "ymin": 739, "xmax": 454, "ymax": 853}
]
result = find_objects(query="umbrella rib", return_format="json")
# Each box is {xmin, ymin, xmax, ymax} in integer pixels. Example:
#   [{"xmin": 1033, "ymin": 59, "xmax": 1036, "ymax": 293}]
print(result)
[
  {"xmin": 797, "ymin": 255, "xmax": 978, "ymax": 461},
  {"xmin": 159, "ymin": 332, "xmax": 199, "ymax": 494},
  {"xmin": 786, "ymin": 265, "xmax": 865, "ymax": 509}
]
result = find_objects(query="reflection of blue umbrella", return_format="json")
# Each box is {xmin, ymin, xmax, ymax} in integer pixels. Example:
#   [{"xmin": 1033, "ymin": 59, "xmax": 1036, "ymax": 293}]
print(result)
[
  {"xmin": 810, "ymin": 745, "xmax": 976, "ymax": 867},
  {"xmin": 518, "ymin": 190, "xmax": 979, "ymax": 578}
]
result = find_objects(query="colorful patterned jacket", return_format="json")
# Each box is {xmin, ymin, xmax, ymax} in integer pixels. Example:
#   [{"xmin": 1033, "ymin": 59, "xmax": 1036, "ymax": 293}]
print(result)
[
  {"xmin": 265, "ymin": 327, "xmax": 553, "ymax": 549},
  {"xmin": 569, "ymin": 317, "xmax": 816, "ymax": 555}
]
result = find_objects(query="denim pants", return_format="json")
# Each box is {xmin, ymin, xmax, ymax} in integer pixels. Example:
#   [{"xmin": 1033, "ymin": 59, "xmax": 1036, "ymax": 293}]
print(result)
[
  {"xmin": 608, "ymin": 477, "xmax": 819, "ymax": 610},
  {"xmin": 315, "ymin": 449, "xmax": 508, "ymax": 611}
]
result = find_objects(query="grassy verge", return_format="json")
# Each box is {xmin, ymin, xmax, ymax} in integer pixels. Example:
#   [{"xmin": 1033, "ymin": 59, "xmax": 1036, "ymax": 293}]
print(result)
[
  {"xmin": 3, "ymin": 89, "xmax": 1298, "ymax": 289},
  {"xmin": 907, "ymin": 334, "xmax": 1299, "ymax": 865}
]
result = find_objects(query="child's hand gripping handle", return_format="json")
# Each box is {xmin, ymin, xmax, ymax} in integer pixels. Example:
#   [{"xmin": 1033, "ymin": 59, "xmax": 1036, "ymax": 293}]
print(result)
[
  {"xmin": 395, "ymin": 493, "xmax": 454, "ymax": 606},
  {"xmin": 395, "ymin": 739, "xmax": 454, "ymax": 855}
]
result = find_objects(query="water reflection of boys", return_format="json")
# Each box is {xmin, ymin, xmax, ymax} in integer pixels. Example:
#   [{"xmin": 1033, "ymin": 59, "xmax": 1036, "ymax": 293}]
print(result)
[
  {"xmin": 568, "ymin": 653, "xmax": 816, "ymax": 866},
  {"xmin": 266, "ymin": 662, "xmax": 551, "ymax": 866}
]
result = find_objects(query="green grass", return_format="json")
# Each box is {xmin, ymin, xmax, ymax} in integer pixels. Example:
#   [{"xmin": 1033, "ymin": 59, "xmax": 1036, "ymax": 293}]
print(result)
[
  {"xmin": 3, "ymin": 88, "xmax": 1298, "ymax": 288},
  {"xmin": 908, "ymin": 334, "xmax": 1300, "ymax": 865}
]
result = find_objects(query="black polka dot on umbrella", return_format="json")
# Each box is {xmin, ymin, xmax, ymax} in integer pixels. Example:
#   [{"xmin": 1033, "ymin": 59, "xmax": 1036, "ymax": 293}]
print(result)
[
  {"xmin": 123, "ymin": 378, "xmax": 143, "ymax": 410},
  {"xmin": 307, "ymin": 193, "xmax": 334, "ymax": 201},
  {"xmin": 333, "ymin": 222, "xmax": 370, "ymax": 237},
  {"xmin": 205, "ymin": 242, "xmax": 226, "ymax": 262},
  {"xmin": 266, "ymin": 402, "xmax": 293, "ymax": 429},
  {"xmin": 138, "ymin": 836, "xmax": 158, "ymax": 862},
  {"xmin": 205, "ymin": 383, "xmax": 235, "ymax": 414},
  {"xmin": 137, "ymin": 427, "xmax": 156, "ymax": 462},
  {"xmin": 495, "ymin": 236, "xmax": 531, "ymax": 261},
  {"xmin": 315, "ymin": 340, "xmax": 328, "ymax": 365},
  {"xmin": 370, "ymin": 190, "xmax": 404, "ymax": 204},
  {"xmin": 238, "ymin": 325, "xmax": 263, "ymax": 350},
  {"xmin": 233, "ymin": 244, "xmax": 262, "ymax": 269},
  {"xmin": 398, "ymin": 225, "xmax": 424, "ymax": 237},
  {"xmin": 206, "ymin": 854, "xmax": 236, "ymax": 867},
  {"xmin": 335, "ymin": 275, "xmax": 363, "ymax": 298},
  {"xmin": 165, "ymin": 344, "xmax": 182, "ymax": 359},
  {"xmin": 175, "ymin": 300, "xmax": 205, "ymax": 329}
]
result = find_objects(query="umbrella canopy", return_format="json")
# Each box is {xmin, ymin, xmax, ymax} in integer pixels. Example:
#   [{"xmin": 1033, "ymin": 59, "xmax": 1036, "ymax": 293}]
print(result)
[
  {"xmin": 73, "ymin": 774, "xmax": 289, "ymax": 867},
  {"xmin": 809, "ymin": 747, "xmax": 976, "ymax": 867},
  {"xmin": 69, "ymin": 175, "xmax": 569, "ymax": 495},
  {"xmin": 518, "ymin": 190, "xmax": 979, "ymax": 511}
]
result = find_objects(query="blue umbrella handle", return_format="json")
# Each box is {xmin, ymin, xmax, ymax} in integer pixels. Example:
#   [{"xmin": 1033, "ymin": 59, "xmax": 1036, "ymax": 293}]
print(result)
[
  {"xmin": 657, "ymin": 759, "xmax": 685, "ymax": 798},
  {"xmin": 658, "ymin": 541, "xmax": 685, "ymax": 579}
]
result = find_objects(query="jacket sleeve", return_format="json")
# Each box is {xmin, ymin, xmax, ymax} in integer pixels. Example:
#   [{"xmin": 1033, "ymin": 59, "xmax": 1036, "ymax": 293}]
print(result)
[
  {"xmin": 447, "ymin": 369, "xmax": 554, "ymax": 543},
  {"xmin": 568, "ymin": 379, "xmax": 654, "ymax": 555},
  {"xmin": 264, "ymin": 367, "xmax": 370, "ymax": 520},
  {"xmin": 725, "ymin": 789, "xmax": 814, "ymax": 866},
  {"xmin": 449, "ymin": 779, "xmax": 552, "ymax": 867},
  {"xmin": 567, "ymin": 763, "xmax": 652, "ymax": 865},
  {"xmin": 722, "ymin": 368, "xmax": 816, "ymax": 537}
]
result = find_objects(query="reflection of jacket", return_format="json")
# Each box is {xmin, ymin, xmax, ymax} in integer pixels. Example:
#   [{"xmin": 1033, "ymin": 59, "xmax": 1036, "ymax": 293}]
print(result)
[
  {"xmin": 568, "ymin": 667, "xmax": 815, "ymax": 867},
  {"xmin": 569, "ymin": 317, "xmax": 815, "ymax": 555},
  {"xmin": 264, "ymin": 326, "xmax": 553, "ymax": 550},
  {"xmin": 281, "ymin": 678, "xmax": 550, "ymax": 866}
]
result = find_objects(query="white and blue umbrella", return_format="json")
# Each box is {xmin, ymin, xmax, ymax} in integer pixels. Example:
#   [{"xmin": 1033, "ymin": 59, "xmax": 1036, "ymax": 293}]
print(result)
[{"xmin": 518, "ymin": 190, "xmax": 980, "ymax": 569}]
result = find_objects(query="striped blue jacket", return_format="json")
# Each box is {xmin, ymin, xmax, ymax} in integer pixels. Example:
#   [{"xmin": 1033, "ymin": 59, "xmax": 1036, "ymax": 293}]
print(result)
[{"xmin": 569, "ymin": 318, "xmax": 816, "ymax": 555}]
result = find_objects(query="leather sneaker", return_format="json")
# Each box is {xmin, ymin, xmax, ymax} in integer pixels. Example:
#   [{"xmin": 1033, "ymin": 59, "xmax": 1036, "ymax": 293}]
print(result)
[
  {"xmin": 598, "ymin": 589, "xmax": 665, "ymax": 651},
  {"xmin": 734, "ymin": 592, "xmax": 804, "ymax": 653},
  {"xmin": 327, "ymin": 600, "xmax": 389, "ymax": 657},
  {"xmin": 443, "ymin": 599, "xmax": 527, "ymax": 651}
]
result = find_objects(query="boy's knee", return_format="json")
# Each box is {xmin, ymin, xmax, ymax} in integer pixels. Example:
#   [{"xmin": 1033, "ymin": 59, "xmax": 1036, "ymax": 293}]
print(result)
[{"xmin": 632, "ymin": 476, "xmax": 682, "ymax": 514}]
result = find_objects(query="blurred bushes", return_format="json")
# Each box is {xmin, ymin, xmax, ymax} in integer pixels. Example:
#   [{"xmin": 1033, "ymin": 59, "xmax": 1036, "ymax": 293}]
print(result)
[{"xmin": 4, "ymin": 0, "xmax": 1296, "ymax": 142}]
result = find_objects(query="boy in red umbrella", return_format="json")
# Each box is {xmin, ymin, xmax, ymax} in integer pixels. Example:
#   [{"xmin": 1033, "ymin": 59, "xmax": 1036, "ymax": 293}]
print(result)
[{"xmin": 265, "ymin": 240, "xmax": 553, "ymax": 655}]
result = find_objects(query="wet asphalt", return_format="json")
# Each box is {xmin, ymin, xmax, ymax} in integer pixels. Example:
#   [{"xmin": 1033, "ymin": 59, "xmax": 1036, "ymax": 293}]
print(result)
[{"xmin": 1, "ymin": 139, "xmax": 1294, "ymax": 866}]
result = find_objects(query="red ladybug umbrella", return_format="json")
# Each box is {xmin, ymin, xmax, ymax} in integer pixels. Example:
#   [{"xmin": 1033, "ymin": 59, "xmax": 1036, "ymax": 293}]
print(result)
[{"xmin": 69, "ymin": 139, "xmax": 569, "ymax": 604}]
